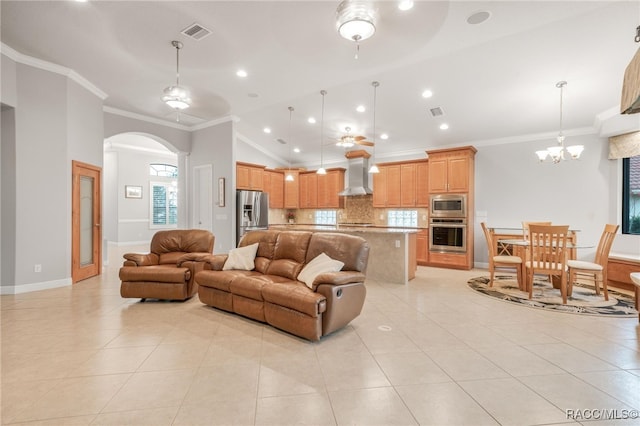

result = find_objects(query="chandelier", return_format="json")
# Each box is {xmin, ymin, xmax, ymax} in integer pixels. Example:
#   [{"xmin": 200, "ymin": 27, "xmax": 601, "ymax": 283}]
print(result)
[
  {"xmin": 336, "ymin": 0, "xmax": 378, "ymax": 59},
  {"xmin": 535, "ymin": 81, "xmax": 584, "ymax": 163},
  {"xmin": 162, "ymin": 41, "xmax": 191, "ymax": 110}
]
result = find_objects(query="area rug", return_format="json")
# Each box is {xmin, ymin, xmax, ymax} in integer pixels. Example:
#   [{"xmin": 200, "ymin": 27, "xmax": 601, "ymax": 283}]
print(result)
[{"xmin": 467, "ymin": 276, "xmax": 638, "ymax": 317}]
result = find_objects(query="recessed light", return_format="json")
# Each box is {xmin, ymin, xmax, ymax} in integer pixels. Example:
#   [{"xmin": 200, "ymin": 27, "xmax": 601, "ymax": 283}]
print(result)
[
  {"xmin": 308, "ymin": 117, "xmax": 316, "ymax": 124},
  {"xmin": 422, "ymin": 89, "xmax": 433, "ymax": 98},
  {"xmin": 380, "ymin": 133, "xmax": 389, "ymax": 140},
  {"xmin": 263, "ymin": 127, "xmax": 271, "ymax": 134},
  {"xmin": 356, "ymin": 105, "xmax": 366, "ymax": 113},
  {"xmin": 236, "ymin": 69, "xmax": 248, "ymax": 78},
  {"xmin": 398, "ymin": 0, "xmax": 413, "ymax": 11},
  {"xmin": 439, "ymin": 123, "xmax": 449, "ymax": 130},
  {"xmin": 467, "ymin": 10, "xmax": 491, "ymax": 25},
  {"xmin": 293, "ymin": 148, "xmax": 301, "ymax": 153}
]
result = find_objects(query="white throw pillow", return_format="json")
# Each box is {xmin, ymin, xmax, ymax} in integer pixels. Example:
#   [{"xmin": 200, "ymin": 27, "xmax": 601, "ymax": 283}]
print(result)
[
  {"xmin": 297, "ymin": 253, "xmax": 344, "ymax": 288},
  {"xmin": 222, "ymin": 242, "xmax": 259, "ymax": 271}
]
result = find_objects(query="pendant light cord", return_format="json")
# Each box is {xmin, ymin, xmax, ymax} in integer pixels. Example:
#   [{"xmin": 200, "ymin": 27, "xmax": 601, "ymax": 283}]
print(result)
[{"xmin": 320, "ymin": 90, "xmax": 326, "ymax": 169}]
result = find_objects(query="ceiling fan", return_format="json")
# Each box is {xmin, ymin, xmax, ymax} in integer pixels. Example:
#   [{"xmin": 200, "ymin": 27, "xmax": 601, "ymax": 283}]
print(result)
[{"xmin": 335, "ymin": 127, "xmax": 374, "ymax": 148}]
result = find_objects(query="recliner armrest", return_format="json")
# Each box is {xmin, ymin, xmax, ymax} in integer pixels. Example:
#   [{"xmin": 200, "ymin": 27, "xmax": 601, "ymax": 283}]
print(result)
[
  {"xmin": 205, "ymin": 254, "xmax": 228, "ymax": 271},
  {"xmin": 311, "ymin": 271, "xmax": 366, "ymax": 291},
  {"xmin": 177, "ymin": 252, "xmax": 214, "ymax": 266},
  {"xmin": 122, "ymin": 253, "xmax": 159, "ymax": 266}
]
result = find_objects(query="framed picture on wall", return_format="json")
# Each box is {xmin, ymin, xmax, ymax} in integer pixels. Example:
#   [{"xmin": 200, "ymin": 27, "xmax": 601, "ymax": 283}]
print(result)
[{"xmin": 125, "ymin": 185, "xmax": 142, "ymax": 199}]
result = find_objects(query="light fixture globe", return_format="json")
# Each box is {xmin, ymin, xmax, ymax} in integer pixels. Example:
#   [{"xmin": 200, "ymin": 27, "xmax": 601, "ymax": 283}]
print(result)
[
  {"xmin": 336, "ymin": 1, "xmax": 378, "ymax": 42},
  {"xmin": 162, "ymin": 85, "xmax": 191, "ymax": 110},
  {"xmin": 163, "ymin": 40, "xmax": 191, "ymax": 111}
]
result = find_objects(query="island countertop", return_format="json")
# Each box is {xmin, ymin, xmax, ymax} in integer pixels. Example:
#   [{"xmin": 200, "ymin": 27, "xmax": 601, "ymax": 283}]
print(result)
[
  {"xmin": 268, "ymin": 224, "xmax": 419, "ymax": 284},
  {"xmin": 269, "ymin": 223, "xmax": 421, "ymax": 234}
]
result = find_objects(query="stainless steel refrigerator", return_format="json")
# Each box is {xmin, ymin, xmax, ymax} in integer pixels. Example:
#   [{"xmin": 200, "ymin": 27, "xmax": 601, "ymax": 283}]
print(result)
[{"xmin": 237, "ymin": 190, "xmax": 269, "ymax": 243}]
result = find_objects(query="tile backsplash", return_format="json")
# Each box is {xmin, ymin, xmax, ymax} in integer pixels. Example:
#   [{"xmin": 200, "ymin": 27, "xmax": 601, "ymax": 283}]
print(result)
[{"xmin": 269, "ymin": 195, "xmax": 428, "ymax": 228}]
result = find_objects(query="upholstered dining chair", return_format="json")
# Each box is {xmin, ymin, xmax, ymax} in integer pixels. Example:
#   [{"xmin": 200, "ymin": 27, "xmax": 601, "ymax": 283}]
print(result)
[
  {"xmin": 525, "ymin": 224, "xmax": 570, "ymax": 303},
  {"xmin": 481, "ymin": 222, "xmax": 523, "ymax": 288},
  {"xmin": 567, "ymin": 224, "xmax": 619, "ymax": 301}
]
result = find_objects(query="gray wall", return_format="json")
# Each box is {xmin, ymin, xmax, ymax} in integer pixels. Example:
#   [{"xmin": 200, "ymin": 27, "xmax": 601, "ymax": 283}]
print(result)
[
  {"xmin": 1, "ymin": 57, "xmax": 105, "ymax": 292},
  {"xmin": 191, "ymin": 121, "xmax": 235, "ymax": 252}
]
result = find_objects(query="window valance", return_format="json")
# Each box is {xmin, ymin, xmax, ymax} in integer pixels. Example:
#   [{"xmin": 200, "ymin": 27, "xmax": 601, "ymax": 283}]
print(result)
[{"xmin": 609, "ymin": 131, "xmax": 640, "ymax": 159}]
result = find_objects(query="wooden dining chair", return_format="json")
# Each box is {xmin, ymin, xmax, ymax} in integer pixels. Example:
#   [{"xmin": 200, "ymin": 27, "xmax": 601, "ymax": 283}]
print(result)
[
  {"xmin": 481, "ymin": 222, "xmax": 523, "ymax": 288},
  {"xmin": 522, "ymin": 221, "xmax": 552, "ymax": 240},
  {"xmin": 525, "ymin": 224, "xmax": 570, "ymax": 303},
  {"xmin": 567, "ymin": 224, "xmax": 619, "ymax": 301}
]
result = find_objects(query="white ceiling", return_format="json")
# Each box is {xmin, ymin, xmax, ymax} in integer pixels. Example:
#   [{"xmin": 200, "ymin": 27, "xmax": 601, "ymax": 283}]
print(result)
[{"xmin": 1, "ymin": 1, "xmax": 638, "ymax": 166}]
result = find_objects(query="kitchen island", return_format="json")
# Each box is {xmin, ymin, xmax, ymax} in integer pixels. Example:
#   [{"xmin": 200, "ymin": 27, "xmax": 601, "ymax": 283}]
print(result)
[{"xmin": 269, "ymin": 224, "xmax": 418, "ymax": 285}]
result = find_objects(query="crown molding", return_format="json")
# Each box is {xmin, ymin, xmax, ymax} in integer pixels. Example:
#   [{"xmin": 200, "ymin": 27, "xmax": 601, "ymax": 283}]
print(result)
[
  {"xmin": 2, "ymin": 42, "xmax": 108, "ymax": 100},
  {"xmin": 236, "ymin": 132, "xmax": 287, "ymax": 165},
  {"xmin": 464, "ymin": 126, "xmax": 597, "ymax": 149},
  {"xmin": 191, "ymin": 115, "xmax": 239, "ymax": 131},
  {"xmin": 103, "ymin": 106, "xmax": 193, "ymax": 131}
]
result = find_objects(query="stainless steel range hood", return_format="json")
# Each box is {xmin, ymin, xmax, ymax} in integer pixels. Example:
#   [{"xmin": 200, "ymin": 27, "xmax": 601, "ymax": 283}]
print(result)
[{"xmin": 338, "ymin": 150, "xmax": 373, "ymax": 196}]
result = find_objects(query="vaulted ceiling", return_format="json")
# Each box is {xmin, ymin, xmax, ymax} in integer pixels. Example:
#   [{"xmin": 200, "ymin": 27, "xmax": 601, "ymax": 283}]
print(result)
[{"xmin": 1, "ymin": 1, "xmax": 638, "ymax": 165}]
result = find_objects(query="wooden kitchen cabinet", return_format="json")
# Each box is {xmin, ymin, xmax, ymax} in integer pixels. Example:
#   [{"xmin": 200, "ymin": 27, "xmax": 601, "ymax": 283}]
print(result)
[
  {"xmin": 263, "ymin": 169, "xmax": 284, "ymax": 209},
  {"xmin": 283, "ymin": 171, "xmax": 299, "ymax": 209},
  {"xmin": 373, "ymin": 160, "xmax": 427, "ymax": 207},
  {"xmin": 401, "ymin": 163, "xmax": 417, "ymax": 206},
  {"xmin": 372, "ymin": 164, "xmax": 401, "ymax": 207},
  {"xmin": 299, "ymin": 172, "xmax": 318, "ymax": 209},
  {"xmin": 318, "ymin": 168, "xmax": 345, "ymax": 208},
  {"xmin": 426, "ymin": 146, "xmax": 476, "ymax": 193},
  {"xmin": 236, "ymin": 162, "xmax": 265, "ymax": 191},
  {"xmin": 416, "ymin": 161, "xmax": 429, "ymax": 206},
  {"xmin": 416, "ymin": 229, "xmax": 429, "ymax": 265}
]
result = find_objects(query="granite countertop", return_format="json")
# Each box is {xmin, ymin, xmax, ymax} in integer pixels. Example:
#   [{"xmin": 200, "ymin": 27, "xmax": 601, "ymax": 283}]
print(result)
[{"xmin": 269, "ymin": 224, "xmax": 422, "ymax": 233}]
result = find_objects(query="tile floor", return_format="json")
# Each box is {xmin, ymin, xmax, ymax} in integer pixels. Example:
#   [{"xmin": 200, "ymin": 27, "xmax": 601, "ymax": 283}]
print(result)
[{"xmin": 1, "ymin": 245, "xmax": 639, "ymax": 425}]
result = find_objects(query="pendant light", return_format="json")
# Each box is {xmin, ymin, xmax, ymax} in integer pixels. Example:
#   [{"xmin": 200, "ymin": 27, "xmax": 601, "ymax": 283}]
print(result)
[
  {"xmin": 368, "ymin": 81, "xmax": 380, "ymax": 174},
  {"xmin": 285, "ymin": 106, "xmax": 295, "ymax": 182},
  {"xmin": 162, "ymin": 41, "xmax": 191, "ymax": 111},
  {"xmin": 535, "ymin": 81, "xmax": 584, "ymax": 163},
  {"xmin": 317, "ymin": 90, "xmax": 327, "ymax": 175}
]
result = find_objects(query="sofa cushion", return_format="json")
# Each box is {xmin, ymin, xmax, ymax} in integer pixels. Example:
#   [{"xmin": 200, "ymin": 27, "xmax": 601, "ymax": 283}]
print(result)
[
  {"xmin": 307, "ymin": 232, "xmax": 369, "ymax": 273},
  {"xmin": 151, "ymin": 229, "xmax": 214, "ymax": 255},
  {"xmin": 120, "ymin": 265, "xmax": 190, "ymax": 283},
  {"xmin": 229, "ymin": 275, "xmax": 272, "ymax": 301},
  {"xmin": 266, "ymin": 231, "xmax": 312, "ymax": 279},
  {"xmin": 196, "ymin": 270, "xmax": 257, "ymax": 292},
  {"xmin": 223, "ymin": 243, "xmax": 259, "ymax": 271},
  {"xmin": 262, "ymin": 281, "xmax": 326, "ymax": 317},
  {"xmin": 238, "ymin": 230, "xmax": 278, "ymax": 274},
  {"xmin": 297, "ymin": 253, "xmax": 344, "ymax": 288}
]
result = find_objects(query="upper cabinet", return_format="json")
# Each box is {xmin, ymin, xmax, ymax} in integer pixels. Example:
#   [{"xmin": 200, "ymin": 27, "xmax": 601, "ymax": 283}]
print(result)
[
  {"xmin": 299, "ymin": 168, "xmax": 346, "ymax": 209},
  {"xmin": 263, "ymin": 169, "xmax": 284, "ymax": 209},
  {"xmin": 373, "ymin": 159, "xmax": 428, "ymax": 207},
  {"xmin": 236, "ymin": 162, "xmax": 265, "ymax": 191},
  {"xmin": 284, "ymin": 170, "xmax": 300, "ymax": 209},
  {"xmin": 426, "ymin": 146, "xmax": 476, "ymax": 193},
  {"xmin": 318, "ymin": 168, "xmax": 345, "ymax": 209}
]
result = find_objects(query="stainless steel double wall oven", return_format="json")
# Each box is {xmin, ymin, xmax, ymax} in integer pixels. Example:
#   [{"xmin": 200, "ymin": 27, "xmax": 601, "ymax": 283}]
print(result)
[{"xmin": 429, "ymin": 194, "xmax": 467, "ymax": 253}]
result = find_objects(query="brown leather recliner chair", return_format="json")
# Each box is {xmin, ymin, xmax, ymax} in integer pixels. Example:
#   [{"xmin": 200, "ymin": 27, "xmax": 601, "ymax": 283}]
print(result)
[{"xmin": 119, "ymin": 229, "xmax": 214, "ymax": 301}]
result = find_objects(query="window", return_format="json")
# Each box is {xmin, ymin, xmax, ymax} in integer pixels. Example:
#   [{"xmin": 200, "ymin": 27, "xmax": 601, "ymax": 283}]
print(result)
[
  {"xmin": 387, "ymin": 210, "xmax": 418, "ymax": 227},
  {"xmin": 150, "ymin": 182, "xmax": 177, "ymax": 228},
  {"xmin": 315, "ymin": 210, "xmax": 337, "ymax": 225},
  {"xmin": 622, "ymin": 155, "xmax": 640, "ymax": 234},
  {"xmin": 150, "ymin": 163, "xmax": 178, "ymax": 178}
]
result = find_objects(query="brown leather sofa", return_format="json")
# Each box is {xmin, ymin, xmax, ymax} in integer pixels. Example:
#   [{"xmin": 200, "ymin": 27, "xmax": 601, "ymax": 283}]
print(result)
[
  {"xmin": 119, "ymin": 229, "xmax": 214, "ymax": 301},
  {"xmin": 195, "ymin": 230, "xmax": 370, "ymax": 340}
]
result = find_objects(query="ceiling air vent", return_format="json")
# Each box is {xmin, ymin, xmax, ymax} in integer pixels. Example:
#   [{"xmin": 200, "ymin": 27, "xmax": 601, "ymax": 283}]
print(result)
[
  {"xmin": 181, "ymin": 23, "xmax": 212, "ymax": 41},
  {"xmin": 430, "ymin": 107, "xmax": 444, "ymax": 117},
  {"xmin": 276, "ymin": 138, "xmax": 287, "ymax": 145}
]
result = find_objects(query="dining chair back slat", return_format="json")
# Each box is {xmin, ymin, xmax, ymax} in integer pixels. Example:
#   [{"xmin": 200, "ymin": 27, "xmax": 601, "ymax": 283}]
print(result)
[{"xmin": 526, "ymin": 224, "xmax": 570, "ymax": 303}]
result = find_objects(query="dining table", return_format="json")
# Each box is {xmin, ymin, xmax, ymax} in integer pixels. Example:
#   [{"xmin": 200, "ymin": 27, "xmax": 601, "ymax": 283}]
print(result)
[{"xmin": 498, "ymin": 236, "xmax": 593, "ymax": 292}]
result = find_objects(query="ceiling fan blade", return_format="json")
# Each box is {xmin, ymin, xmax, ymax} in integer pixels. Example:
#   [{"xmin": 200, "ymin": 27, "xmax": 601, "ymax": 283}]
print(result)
[
  {"xmin": 356, "ymin": 140, "xmax": 374, "ymax": 146},
  {"xmin": 353, "ymin": 135, "xmax": 366, "ymax": 141}
]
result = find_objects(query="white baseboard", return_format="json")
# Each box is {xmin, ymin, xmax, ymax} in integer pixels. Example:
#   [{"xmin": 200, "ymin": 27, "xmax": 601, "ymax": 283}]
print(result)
[{"xmin": 1, "ymin": 278, "xmax": 72, "ymax": 295}]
